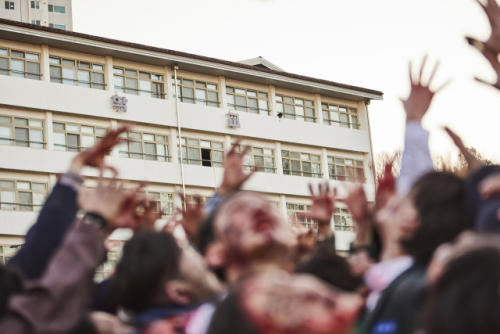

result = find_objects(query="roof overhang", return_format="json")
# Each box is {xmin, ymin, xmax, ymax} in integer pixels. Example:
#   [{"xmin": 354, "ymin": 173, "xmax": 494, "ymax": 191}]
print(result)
[{"xmin": 0, "ymin": 20, "xmax": 383, "ymax": 102}]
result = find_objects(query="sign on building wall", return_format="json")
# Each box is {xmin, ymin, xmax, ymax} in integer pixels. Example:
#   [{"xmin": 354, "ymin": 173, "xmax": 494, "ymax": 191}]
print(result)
[
  {"xmin": 226, "ymin": 111, "xmax": 240, "ymax": 128},
  {"xmin": 111, "ymin": 94, "xmax": 128, "ymax": 113}
]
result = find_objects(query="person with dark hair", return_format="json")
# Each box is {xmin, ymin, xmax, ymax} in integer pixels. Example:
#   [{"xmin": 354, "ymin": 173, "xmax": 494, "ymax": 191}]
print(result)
[
  {"xmin": 423, "ymin": 245, "xmax": 500, "ymax": 334},
  {"xmin": 296, "ymin": 244, "xmax": 364, "ymax": 293},
  {"xmin": 112, "ymin": 229, "xmax": 222, "ymax": 333},
  {"xmin": 361, "ymin": 58, "xmax": 472, "ymax": 334}
]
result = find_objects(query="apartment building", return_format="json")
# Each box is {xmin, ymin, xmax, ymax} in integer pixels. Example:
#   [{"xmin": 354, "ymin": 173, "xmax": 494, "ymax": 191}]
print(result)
[
  {"xmin": 1, "ymin": 0, "xmax": 72, "ymax": 30},
  {"xmin": 0, "ymin": 19, "xmax": 383, "ymax": 276}
]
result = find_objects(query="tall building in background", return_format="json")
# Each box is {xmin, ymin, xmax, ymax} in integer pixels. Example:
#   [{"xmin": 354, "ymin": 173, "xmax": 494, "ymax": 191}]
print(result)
[
  {"xmin": 0, "ymin": 19, "xmax": 383, "ymax": 278},
  {"xmin": 1, "ymin": 0, "xmax": 72, "ymax": 30}
]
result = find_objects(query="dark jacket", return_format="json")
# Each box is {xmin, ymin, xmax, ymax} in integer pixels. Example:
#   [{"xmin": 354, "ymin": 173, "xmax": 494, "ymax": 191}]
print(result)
[
  {"xmin": 8, "ymin": 180, "xmax": 80, "ymax": 280},
  {"xmin": 364, "ymin": 264, "xmax": 427, "ymax": 334}
]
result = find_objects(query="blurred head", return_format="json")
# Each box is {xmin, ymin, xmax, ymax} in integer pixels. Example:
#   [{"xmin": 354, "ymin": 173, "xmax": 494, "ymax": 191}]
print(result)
[
  {"xmin": 210, "ymin": 192, "xmax": 294, "ymax": 267},
  {"xmin": 296, "ymin": 244, "xmax": 364, "ymax": 292},
  {"xmin": 113, "ymin": 229, "xmax": 222, "ymax": 313},
  {"xmin": 240, "ymin": 271, "xmax": 363, "ymax": 334},
  {"xmin": 377, "ymin": 172, "xmax": 472, "ymax": 264},
  {"xmin": 423, "ymin": 246, "xmax": 500, "ymax": 334}
]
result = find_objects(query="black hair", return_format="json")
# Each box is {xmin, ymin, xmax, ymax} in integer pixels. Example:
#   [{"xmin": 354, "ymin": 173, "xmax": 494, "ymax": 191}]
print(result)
[
  {"xmin": 296, "ymin": 244, "xmax": 363, "ymax": 292},
  {"xmin": 112, "ymin": 229, "xmax": 182, "ymax": 312},
  {"xmin": 0, "ymin": 264, "xmax": 23, "ymax": 318},
  {"xmin": 422, "ymin": 246, "xmax": 500, "ymax": 334},
  {"xmin": 207, "ymin": 289, "xmax": 260, "ymax": 334},
  {"xmin": 401, "ymin": 172, "xmax": 472, "ymax": 264}
]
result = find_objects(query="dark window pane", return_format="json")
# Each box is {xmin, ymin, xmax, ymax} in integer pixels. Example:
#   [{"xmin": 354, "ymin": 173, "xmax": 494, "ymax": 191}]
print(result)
[
  {"xmin": 19, "ymin": 192, "xmax": 33, "ymax": 211},
  {"xmin": 14, "ymin": 128, "xmax": 28, "ymax": 147}
]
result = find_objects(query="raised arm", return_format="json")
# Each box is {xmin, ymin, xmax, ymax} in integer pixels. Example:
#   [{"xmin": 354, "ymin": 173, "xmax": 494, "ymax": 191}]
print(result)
[
  {"xmin": 7, "ymin": 126, "xmax": 129, "ymax": 280},
  {"xmin": 397, "ymin": 56, "xmax": 448, "ymax": 194}
]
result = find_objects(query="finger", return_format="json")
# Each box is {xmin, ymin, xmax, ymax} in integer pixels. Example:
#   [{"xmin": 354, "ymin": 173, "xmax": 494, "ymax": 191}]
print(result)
[
  {"xmin": 475, "ymin": 0, "xmax": 486, "ymax": 9},
  {"xmin": 194, "ymin": 195, "xmax": 203, "ymax": 207},
  {"xmin": 102, "ymin": 165, "xmax": 119, "ymax": 179},
  {"xmin": 466, "ymin": 37, "xmax": 484, "ymax": 51},
  {"xmin": 308, "ymin": 183, "xmax": 315, "ymax": 197},
  {"xmin": 427, "ymin": 60, "xmax": 440, "ymax": 87},
  {"xmin": 318, "ymin": 182, "xmax": 323, "ymax": 196},
  {"xmin": 241, "ymin": 145, "xmax": 251, "ymax": 157},
  {"xmin": 419, "ymin": 54, "xmax": 428, "ymax": 84},
  {"xmin": 408, "ymin": 61, "xmax": 414, "ymax": 85},
  {"xmin": 325, "ymin": 181, "xmax": 331, "ymax": 197},
  {"xmin": 228, "ymin": 138, "xmax": 242, "ymax": 156},
  {"xmin": 433, "ymin": 78, "xmax": 451, "ymax": 94},
  {"xmin": 444, "ymin": 127, "xmax": 466, "ymax": 151},
  {"xmin": 474, "ymin": 77, "xmax": 494, "ymax": 87},
  {"xmin": 242, "ymin": 166, "xmax": 257, "ymax": 183}
]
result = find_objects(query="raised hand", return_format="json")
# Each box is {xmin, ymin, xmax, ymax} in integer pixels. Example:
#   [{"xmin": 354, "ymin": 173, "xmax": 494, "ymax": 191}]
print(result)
[
  {"xmin": 467, "ymin": 0, "xmax": 500, "ymax": 54},
  {"xmin": 298, "ymin": 182, "xmax": 336, "ymax": 227},
  {"xmin": 78, "ymin": 177, "xmax": 129, "ymax": 233},
  {"xmin": 68, "ymin": 125, "xmax": 130, "ymax": 175},
  {"xmin": 444, "ymin": 127, "xmax": 483, "ymax": 172},
  {"xmin": 467, "ymin": 39, "xmax": 500, "ymax": 89},
  {"xmin": 178, "ymin": 194, "xmax": 207, "ymax": 243},
  {"xmin": 401, "ymin": 56, "xmax": 450, "ymax": 122},
  {"xmin": 218, "ymin": 139, "xmax": 256, "ymax": 196}
]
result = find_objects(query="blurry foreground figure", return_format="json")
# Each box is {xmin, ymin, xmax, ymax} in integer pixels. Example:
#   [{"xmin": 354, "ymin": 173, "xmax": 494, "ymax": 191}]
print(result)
[{"xmin": 208, "ymin": 271, "xmax": 362, "ymax": 334}]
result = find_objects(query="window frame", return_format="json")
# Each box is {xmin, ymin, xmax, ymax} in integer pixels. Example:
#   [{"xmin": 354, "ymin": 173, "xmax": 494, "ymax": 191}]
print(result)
[
  {"xmin": 0, "ymin": 179, "xmax": 48, "ymax": 212},
  {"xmin": 4, "ymin": 1, "xmax": 14, "ymax": 10},
  {"xmin": 225, "ymin": 86, "xmax": 270, "ymax": 115},
  {"xmin": 52, "ymin": 122, "xmax": 108, "ymax": 152},
  {"xmin": 286, "ymin": 203, "xmax": 317, "ymax": 230},
  {"xmin": 138, "ymin": 190, "xmax": 174, "ymax": 219},
  {"xmin": 48, "ymin": 4, "xmax": 65, "ymax": 13},
  {"xmin": 177, "ymin": 137, "xmax": 225, "ymax": 167},
  {"xmin": 173, "ymin": 77, "xmax": 219, "ymax": 107},
  {"xmin": 322, "ymin": 103, "xmax": 359, "ymax": 129},
  {"xmin": 0, "ymin": 114, "xmax": 45, "ymax": 148},
  {"xmin": 31, "ymin": 20, "xmax": 41, "ymax": 25},
  {"xmin": 0, "ymin": 244, "xmax": 20, "ymax": 265},
  {"xmin": 276, "ymin": 95, "xmax": 315, "ymax": 122},
  {"xmin": 114, "ymin": 67, "xmax": 165, "ymax": 99},
  {"xmin": 30, "ymin": 1, "xmax": 39, "ymax": 9},
  {"xmin": 49, "ymin": 56, "xmax": 105, "ymax": 90},
  {"xmin": 334, "ymin": 208, "xmax": 355, "ymax": 231},
  {"xmin": 234, "ymin": 144, "xmax": 276, "ymax": 173},
  {"xmin": 0, "ymin": 47, "xmax": 42, "ymax": 80},
  {"xmin": 327, "ymin": 157, "xmax": 365, "ymax": 183},
  {"xmin": 117, "ymin": 131, "xmax": 170, "ymax": 162},
  {"xmin": 281, "ymin": 150, "xmax": 322, "ymax": 178}
]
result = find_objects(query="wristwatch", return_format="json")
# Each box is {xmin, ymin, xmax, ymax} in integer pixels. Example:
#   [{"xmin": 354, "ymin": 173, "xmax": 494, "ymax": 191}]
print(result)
[{"xmin": 82, "ymin": 212, "xmax": 108, "ymax": 230}]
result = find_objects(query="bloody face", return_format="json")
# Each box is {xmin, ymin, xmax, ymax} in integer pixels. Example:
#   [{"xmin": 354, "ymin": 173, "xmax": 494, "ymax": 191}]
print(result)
[
  {"xmin": 214, "ymin": 192, "xmax": 295, "ymax": 262},
  {"xmin": 240, "ymin": 271, "xmax": 363, "ymax": 334}
]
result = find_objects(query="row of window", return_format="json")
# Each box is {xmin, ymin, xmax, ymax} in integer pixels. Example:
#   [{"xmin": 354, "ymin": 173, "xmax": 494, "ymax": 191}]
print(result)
[
  {"xmin": 0, "ymin": 176, "xmax": 356, "ymax": 232},
  {"xmin": 0, "ymin": 116, "xmax": 367, "ymax": 180},
  {"xmin": 0, "ymin": 46, "xmax": 362, "ymax": 128},
  {"xmin": 29, "ymin": 1, "xmax": 66, "ymax": 13},
  {"xmin": 286, "ymin": 204, "xmax": 355, "ymax": 231}
]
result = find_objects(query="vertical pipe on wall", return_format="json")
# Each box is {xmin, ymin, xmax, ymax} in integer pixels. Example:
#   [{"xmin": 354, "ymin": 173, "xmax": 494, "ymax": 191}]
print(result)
[
  {"xmin": 365, "ymin": 99, "xmax": 377, "ymax": 188},
  {"xmin": 173, "ymin": 66, "xmax": 186, "ymax": 208}
]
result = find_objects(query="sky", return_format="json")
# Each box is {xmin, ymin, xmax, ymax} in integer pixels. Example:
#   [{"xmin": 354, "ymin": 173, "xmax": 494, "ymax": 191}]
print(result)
[{"xmin": 73, "ymin": 0, "xmax": 500, "ymax": 161}]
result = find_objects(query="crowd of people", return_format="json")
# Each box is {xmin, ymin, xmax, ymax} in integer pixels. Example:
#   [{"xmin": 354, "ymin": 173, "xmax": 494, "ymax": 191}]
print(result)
[{"xmin": 2, "ymin": 1, "xmax": 500, "ymax": 334}]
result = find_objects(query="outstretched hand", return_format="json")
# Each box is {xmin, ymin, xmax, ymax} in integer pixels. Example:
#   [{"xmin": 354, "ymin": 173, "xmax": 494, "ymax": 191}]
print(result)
[
  {"xmin": 467, "ymin": 39, "xmax": 500, "ymax": 89},
  {"xmin": 341, "ymin": 184, "xmax": 372, "ymax": 247},
  {"xmin": 444, "ymin": 127, "xmax": 483, "ymax": 173},
  {"xmin": 218, "ymin": 139, "xmax": 256, "ymax": 196},
  {"xmin": 69, "ymin": 125, "xmax": 130, "ymax": 175},
  {"xmin": 298, "ymin": 182, "xmax": 336, "ymax": 229},
  {"xmin": 401, "ymin": 56, "xmax": 450, "ymax": 122},
  {"xmin": 468, "ymin": 0, "xmax": 500, "ymax": 55},
  {"xmin": 178, "ymin": 194, "xmax": 207, "ymax": 243}
]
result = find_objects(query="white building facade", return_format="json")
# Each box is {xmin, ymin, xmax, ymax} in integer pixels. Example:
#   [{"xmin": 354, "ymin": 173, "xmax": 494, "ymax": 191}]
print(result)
[
  {"xmin": 0, "ymin": 20, "xmax": 382, "ymax": 275},
  {"xmin": 1, "ymin": 0, "xmax": 72, "ymax": 30}
]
